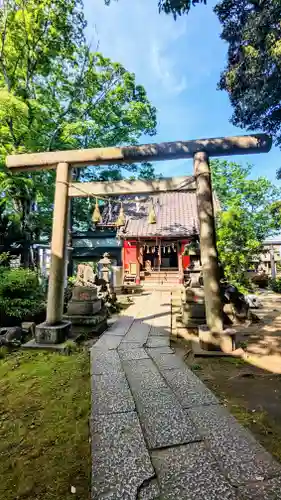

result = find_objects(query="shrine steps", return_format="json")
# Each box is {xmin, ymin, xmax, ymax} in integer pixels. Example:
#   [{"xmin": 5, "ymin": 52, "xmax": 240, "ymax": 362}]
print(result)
[{"xmin": 142, "ymin": 270, "xmax": 180, "ymax": 287}]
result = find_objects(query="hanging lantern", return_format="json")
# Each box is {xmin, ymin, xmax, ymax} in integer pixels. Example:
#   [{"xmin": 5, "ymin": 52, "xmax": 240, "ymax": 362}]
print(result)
[
  {"xmin": 152, "ymin": 246, "xmax": 155, "ymax": 253},
  {"xmin": 148, "ymin": 203, "xmax": 156, "ymax": 224},
  {"xmin": 116, "ymin": 202, "xmax": 125, "ymax": 227},
  {"xmin": 168, "ymin": 246, "xmax": 171, "ymax": 254},
  {"xmin": 92, "ymin": 197, "xmax": 102, "ymax": 223}
]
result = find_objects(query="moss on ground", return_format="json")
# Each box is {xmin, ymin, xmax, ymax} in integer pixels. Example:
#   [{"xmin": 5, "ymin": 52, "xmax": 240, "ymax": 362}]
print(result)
[
  {"xmin": 184, "ymin": 355, "xmax": 281, "ymax": 464},
  {"xmin": 0, "ymin": 350, "xmax": 90, "ymax": 500},
  {"xmin": 229, "ymin": 403, "xmax": 281, "ymax": 463}
]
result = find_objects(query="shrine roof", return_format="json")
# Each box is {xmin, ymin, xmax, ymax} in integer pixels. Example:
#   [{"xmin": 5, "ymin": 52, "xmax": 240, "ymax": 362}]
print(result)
[{"xmin": 99, "ymin": 189, "xmax": 199, "ymax": 238}]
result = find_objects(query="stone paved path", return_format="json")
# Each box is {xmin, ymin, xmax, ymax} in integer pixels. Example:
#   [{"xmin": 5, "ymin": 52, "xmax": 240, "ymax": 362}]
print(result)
[{"xmin": 91, "ymin": 292, "xmax": 281, "ymax": 499}]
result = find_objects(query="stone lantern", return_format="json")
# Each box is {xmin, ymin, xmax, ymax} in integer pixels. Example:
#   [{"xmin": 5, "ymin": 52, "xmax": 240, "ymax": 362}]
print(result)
[{"xmin": 99, "ymin": 252, "xmax": 111, "ymax": 283}]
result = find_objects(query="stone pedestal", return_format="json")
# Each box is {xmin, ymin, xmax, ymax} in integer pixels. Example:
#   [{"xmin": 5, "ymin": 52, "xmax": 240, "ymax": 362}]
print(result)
[
  {"xmin": 64, "ymin": 285, "xmax": 107, "ymax": 339},
  {"xmin": 65, "ymin": 312, "xmax": 108, "ymax": 338},
  {"xmin": 35, "ymin": 320, "xmax": 71, "ymax": 344},
  {"xmin": 181, "ymin": 287, "xmax": 206, "ymax": 327},
  {"xmin": 67, "ymin": 286, "xmax": 101, "ymax": 315}
]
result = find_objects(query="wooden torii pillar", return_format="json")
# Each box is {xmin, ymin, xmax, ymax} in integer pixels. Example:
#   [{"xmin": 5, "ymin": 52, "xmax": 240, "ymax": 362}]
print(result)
[{"xmin": 6, "ymin": 134, "xmax": 271, "ymax": 338}]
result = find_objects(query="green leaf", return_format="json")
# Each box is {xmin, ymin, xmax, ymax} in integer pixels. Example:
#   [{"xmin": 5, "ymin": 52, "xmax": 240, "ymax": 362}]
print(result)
[
  {"xmin": 211, "ymin": 159, "xmax": 281, "ymax": 287},
  {"xmin": 0, "ymin": 0, "xmax": 157, "ymax": 246}
]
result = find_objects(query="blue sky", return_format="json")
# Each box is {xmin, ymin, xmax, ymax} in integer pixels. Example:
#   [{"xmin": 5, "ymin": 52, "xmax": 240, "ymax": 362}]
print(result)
[{"xmin": 84, "ymin": 0, "xmax": 280, "ymax": 183}]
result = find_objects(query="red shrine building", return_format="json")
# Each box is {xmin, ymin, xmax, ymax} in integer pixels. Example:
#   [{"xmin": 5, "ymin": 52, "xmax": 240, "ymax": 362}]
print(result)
[{"xmin": 99, "ymin": 178, "xmax": 201, "ymax": 286}]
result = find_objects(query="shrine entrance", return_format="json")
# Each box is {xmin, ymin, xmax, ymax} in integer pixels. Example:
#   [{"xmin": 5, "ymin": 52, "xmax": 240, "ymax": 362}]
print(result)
[
  {"xmin": 160, "ymin": 244, "xmax": 178, "ymax": 269},
  {"xmin": 142, "ymin": 242, "xmax": 178, "ymax": 272},
  {"xmin": 6, "ymin": 133, "xmax": 271, "ymax": 338}
]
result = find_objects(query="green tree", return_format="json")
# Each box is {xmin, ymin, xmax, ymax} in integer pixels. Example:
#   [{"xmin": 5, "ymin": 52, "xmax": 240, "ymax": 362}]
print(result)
[
  {"xmin": 104, "ymin": 0, "xmax": 206, "ymax": 17},
  {"xmin": 215, "ymin": 0, "xmax": 281, "ymax": 147},
  {"xmin": 0, "ymin": 0, "xmax": 157, "ymax": 261},
  {"xmin": 138, "ymin": 162, "xmax": 158, "ymax": 180},
  {"xmin": 211, "ymin": 159, "xmax": 281, "ymax": 287},
  {"xmin": 0, "ymin": 0, "xmax": 87, "ymax": 261}
]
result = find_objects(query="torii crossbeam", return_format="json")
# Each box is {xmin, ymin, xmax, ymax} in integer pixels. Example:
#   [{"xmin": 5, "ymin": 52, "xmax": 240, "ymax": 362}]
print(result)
[{"xmin": 6, "ymin": 134, "xmax": 272, "ymax": 342}]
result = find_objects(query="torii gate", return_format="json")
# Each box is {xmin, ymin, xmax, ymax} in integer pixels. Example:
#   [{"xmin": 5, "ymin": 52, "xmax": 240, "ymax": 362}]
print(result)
[{"xmin": 6, "ymin": 134, "xmax": 271, "ymax": 339}]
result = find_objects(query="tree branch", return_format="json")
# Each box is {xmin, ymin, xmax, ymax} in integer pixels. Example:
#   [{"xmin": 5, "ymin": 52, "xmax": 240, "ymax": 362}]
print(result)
[
  {"xmin": 6, "ymin": 118, "xmax": 20, "ymax": 148},
  {"xmin": 47, "ymin": 48, "xmax": 90, "ymax": 150}
]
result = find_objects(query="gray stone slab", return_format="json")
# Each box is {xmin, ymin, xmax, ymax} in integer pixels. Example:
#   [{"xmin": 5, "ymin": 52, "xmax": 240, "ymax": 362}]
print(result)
[
  {"xmin": 103, "ymin": 329, "xmax": 129, "ymax": 337},
  {"xmin": 146, "ymin": 346, "xmax": 174, "ymax": 354},
  {"xmin": 92, "ymin": 370, "xmax": 135, "ymax": 415},
  {"xmin": 91, "ymin": 348, "xmax": 123, "ymax": 375},
  {"xmin": 138, "ymin": 479, "xmax": 161, "ymax": 499},
  {"xmin": 123, "ymin": 358, "xmax": 167, "ymax": 391},
  {"xmin": 151, "ymin": 442, "xmax": 237, "ymax": 499},
  {"xmin": 132, "ymin": 386, "xmax": 200, "ymax": 449},
  {"xmin": 119, "ymin": 348, "xmax": 149, "ymax": 361},
  {"xmin": 146, "ymin": 336, "xmax": 170, "ymax": 348},
  {"xmin": 148, "ymin": 352, "xmax": 186, "ymax": 371},
  {"xmin": 162, "ymin": 367, "xmax": 218, "ymax": 408},
  {"xmin": 105, "ymin": 316, "xmax": 135, "ymax": 336},
  {"xmin": 94, "ymin": 334, "xmax": 123, "ymax": 350},
  {"xmin": 92, "ymin": 412, "xmax": 155, "ymax": 500},
  {"xmin": 123, "ymin": 320, "xmax": 151, "ymax": 342},
  {"xmin": 149, "ymin": 326, "xmax": 170, "ymax": 336},
  {"xmin": 118, "ymin": 341, "xmax": 146, "ymax": 349},
  {"xmin": 188, "ymin": 404, "xmax": 281, "ymax": 486},
  {"xmin": 239, "ymin": 477, "xmax": 281, "ymax": 499}
]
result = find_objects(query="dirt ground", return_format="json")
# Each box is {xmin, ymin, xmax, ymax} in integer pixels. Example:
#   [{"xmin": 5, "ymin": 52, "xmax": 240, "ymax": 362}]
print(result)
[
  {"xmin": 172, "ymin": 290, "xmax": 281, "ymax": 463},
  {"xmin": 172, "ymin": 343, "xmax": 281, "ymax": 463}
]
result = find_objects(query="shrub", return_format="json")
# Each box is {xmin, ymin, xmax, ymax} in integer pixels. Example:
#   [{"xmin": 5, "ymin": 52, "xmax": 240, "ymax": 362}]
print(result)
[
  {"xmin": 269, "ymin": 278, "xmax": 281, "ymax": 294},
  {"xmin": 0, "ymin": 267, "xmax": 45, "ymax": 321}
]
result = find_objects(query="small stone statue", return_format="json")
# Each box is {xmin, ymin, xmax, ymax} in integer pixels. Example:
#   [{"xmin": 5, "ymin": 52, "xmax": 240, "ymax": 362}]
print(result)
[
  {"xmin": 92, "ymin": 274, "xmax": 117, "ymax": 309},
  {"xmin": 75, "ymin": 263, "xmax": 96, "ymax": 287},
  {"xmin": 71, "ymin": 259, "xmax": 116, "ymax": 314}
]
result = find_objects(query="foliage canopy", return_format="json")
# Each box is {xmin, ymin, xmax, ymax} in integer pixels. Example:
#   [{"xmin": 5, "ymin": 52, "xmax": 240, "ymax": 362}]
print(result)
[
  {"xmin": 211, "ymin": 159, "xmax": 281, "ymax": 288},
  {"xmin": 0, "ymin": 0, "xmax": 157, "ymax": 261},
  {"xmin": 215, "ymin": 0, "xmax": 281, "ymax": 148},
  {"xmin": 104, "ymin": 0, "xmax": 207, "ymax": 17}
]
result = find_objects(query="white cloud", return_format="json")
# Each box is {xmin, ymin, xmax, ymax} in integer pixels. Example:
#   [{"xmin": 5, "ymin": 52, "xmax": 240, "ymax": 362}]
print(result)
[
  {"xmin": 84, "ymin": 0, "xmax": 188, "ymax": 98},
  {"xmin": 150, "ymin": 42, "xmax": 187, "ymax": 95}
]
